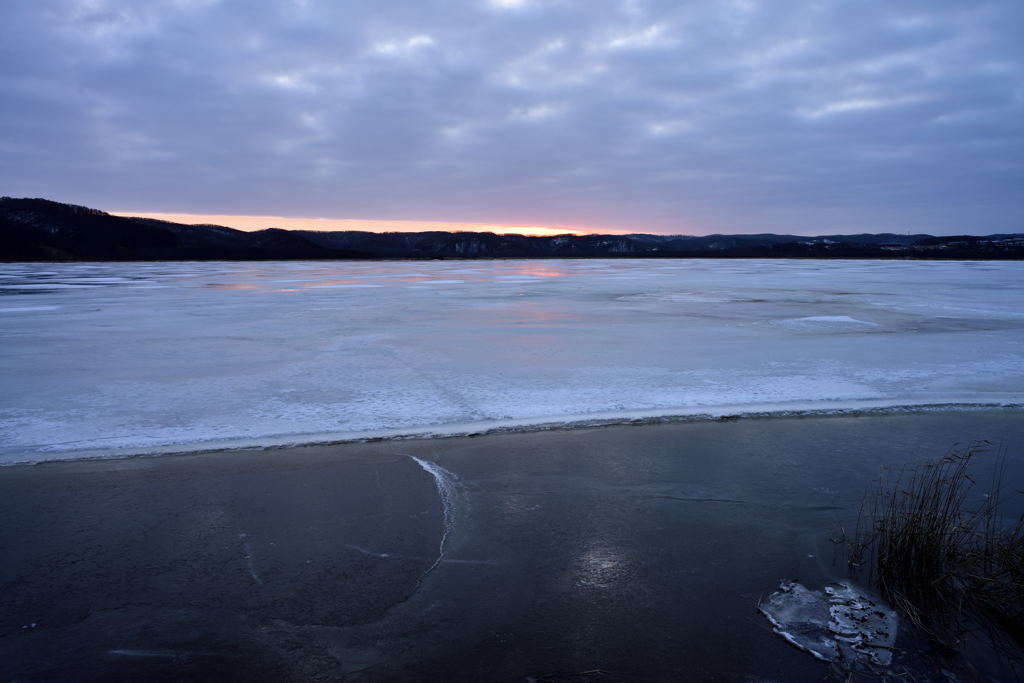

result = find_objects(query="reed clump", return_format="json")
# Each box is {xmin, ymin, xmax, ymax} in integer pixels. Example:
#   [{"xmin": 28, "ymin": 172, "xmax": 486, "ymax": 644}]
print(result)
[{"xmin": 843, "ymin": 442, "xmax": 1024, "ymax": 652}]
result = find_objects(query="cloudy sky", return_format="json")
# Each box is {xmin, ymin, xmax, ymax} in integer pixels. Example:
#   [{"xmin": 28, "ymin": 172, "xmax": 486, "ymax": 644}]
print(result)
[{"xmin": 2, "ymin": 0, "xmax": 1022, "ymax": 235}]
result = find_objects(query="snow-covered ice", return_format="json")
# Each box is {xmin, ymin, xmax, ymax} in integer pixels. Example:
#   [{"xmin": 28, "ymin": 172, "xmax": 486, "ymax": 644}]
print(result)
[{"xmin": 1, "ymin": 259, "xmax": 1022, "ymax": 463}]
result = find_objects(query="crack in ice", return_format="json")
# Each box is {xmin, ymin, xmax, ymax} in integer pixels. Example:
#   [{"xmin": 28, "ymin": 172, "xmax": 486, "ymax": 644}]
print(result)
[
  {"xmin": 346, "ymin": 544, "xmax": 392, "ymax": 559},
  {"xmin": 408, "ymin": 455, "xmax": 460, "ymax": 579},
  {"xmin": 345, "ymin": 543, "xmax": 493, "ymax": 565},
  {"xmin": 108, "ymin": 649, "xmax": 192, "ymax": 659},
  {"xmin": 239, "ymin": 532, "xmax": 263, "ymax": 584}
]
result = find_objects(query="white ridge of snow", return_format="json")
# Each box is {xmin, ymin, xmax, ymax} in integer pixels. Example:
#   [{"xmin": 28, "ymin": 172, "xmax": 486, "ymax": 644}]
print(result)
[
  {"xmin": 797, "ymin": 315, "xmax": 877, "ymax": 324},
  {"xmin": 771, "ymin": 315, "xmax": 880, "ymax": 331},
  {"xmin": 0, "ymin": 306, "xmax": 60, "ymax": 313}
]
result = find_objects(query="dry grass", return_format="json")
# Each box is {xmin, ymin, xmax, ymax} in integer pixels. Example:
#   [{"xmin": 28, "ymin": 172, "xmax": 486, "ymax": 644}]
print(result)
[{"xmin": 841, "ymin": 442, "xmax": 1024, "ymax": 654}]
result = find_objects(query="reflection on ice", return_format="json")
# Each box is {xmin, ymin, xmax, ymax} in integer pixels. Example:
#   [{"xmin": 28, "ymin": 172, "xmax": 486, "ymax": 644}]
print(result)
[
  {"xmin": 1, "ymin": 259, "xmax": 1023, "ymax": 461},
  {"xmin": 573, "ymin": 546, "xmax": 627, "ymax": 590},
  {"xmin": 406, "ymin": 279, "xmax": 465, "ymax": 285}
]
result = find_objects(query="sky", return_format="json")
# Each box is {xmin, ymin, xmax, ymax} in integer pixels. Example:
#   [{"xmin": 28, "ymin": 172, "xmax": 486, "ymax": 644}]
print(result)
[{"xmin": 2, "ymin": 0, "xmax": 1022, "ymax": 236}]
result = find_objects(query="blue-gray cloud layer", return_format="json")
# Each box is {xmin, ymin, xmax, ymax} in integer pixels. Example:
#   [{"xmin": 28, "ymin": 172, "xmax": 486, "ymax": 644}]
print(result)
[{"xmin": 2, "ymin": 0, "xmax": 1022, "ymax": 234}]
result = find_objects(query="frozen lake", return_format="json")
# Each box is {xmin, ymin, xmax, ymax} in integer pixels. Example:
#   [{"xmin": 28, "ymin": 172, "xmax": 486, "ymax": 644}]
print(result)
[{"xmin": 2, "ymin": 259, "xmax": 1023, "ymax": 463}]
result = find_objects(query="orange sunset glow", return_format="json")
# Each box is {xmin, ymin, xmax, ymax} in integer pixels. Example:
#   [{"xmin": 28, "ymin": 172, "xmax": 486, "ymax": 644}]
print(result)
[{"xmin": 112, "ymin": 212, "xmax": 594, "ymax": 238}]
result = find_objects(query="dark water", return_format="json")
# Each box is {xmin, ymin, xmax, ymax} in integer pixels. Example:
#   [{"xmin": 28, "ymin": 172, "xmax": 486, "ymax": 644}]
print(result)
[{"xmin": 1, "ymin": 410, "xmax": 1022, "ymax": 681}]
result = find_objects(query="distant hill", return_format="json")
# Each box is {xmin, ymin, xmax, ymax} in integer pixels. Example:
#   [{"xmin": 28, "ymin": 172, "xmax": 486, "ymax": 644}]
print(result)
[{"xmin": 2, "ymin": 197, "xmax": 1022, "ymax": 261}]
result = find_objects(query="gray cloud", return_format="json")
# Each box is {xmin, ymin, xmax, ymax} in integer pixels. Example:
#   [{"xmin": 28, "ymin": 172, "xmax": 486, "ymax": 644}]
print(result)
[{"xmin": 2, "ymin": 0, "xmax": 1021, "ymax": 234}]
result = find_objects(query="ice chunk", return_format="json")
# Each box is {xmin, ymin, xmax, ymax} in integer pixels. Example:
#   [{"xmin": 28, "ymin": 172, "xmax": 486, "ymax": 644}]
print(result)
[
  {"xmin": 825, "ymin": 583, "xmax": 898, "ymax": 665},
  {"xmin": 760, "ymin": 580, "xmax": 897, "ymax": 668}
]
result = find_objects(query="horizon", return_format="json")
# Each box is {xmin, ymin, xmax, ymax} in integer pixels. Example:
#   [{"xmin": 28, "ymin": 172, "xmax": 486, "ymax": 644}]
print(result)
[
  {"xmin": 3, "ymin": 195, "xmax": 1017, "ymax": 238},
  {"xmin": 106, "ymin": 208, "xmax": 967, "ymax": 238},
  {"xmin": 4, "ymin": 197, "xmax": 1012, "ymax": 238},
  {"xmin": 109, "ymin": 210, "xmax": 593, "ymax": 237}
]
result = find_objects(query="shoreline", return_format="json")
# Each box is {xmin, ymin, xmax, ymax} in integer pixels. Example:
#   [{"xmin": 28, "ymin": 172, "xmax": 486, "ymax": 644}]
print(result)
[{"xmin": 7, "ymin": 398, "xmax": 1022, "ymax": 467}]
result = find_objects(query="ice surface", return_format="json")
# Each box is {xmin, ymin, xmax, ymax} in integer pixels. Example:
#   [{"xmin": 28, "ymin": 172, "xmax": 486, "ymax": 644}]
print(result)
[
  {"xmin": 2, "ymin": 259, "xmax": 1023, "ymax": 462},
  {"xmin": 760, "ymin": 580, "xmax": 898, "ymax": 668}
]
